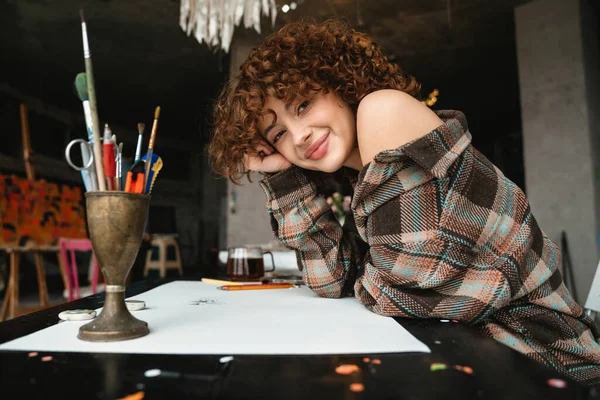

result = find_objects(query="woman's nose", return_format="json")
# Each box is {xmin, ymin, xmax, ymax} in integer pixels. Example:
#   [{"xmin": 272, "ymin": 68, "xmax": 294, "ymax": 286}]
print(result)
[{"xmin": 292, "ymin": 125, "xmax": 312, "ymax": 147}]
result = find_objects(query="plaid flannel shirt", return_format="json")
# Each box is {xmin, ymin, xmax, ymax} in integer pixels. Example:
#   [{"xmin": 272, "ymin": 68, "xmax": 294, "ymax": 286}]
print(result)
[{"xmin": 259, "ymin": 110, "xmax": 600, "ymax": 385}]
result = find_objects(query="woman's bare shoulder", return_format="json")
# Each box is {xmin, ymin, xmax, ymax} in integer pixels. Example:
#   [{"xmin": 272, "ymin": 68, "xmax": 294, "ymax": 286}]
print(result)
[{"xmin": 356, "ymin": 90, "xmax": 443, "ymax": 166}]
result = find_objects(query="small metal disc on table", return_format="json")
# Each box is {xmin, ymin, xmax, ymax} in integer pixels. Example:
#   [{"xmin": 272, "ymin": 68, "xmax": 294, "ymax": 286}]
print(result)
[
  {"xmin": 125, "ymin": 299, "xmax": 146, "ymax": 311},
  {"xmin": 58, "ymin": 309, "xmax": 96, "ymax": 321}
]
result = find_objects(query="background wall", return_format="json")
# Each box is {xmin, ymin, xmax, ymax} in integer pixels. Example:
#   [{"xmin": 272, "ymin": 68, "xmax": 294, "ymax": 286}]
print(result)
[
  {"xmin": 223, "ymin": 35, "xmax": 278, "ymax": 249},
  {"xmin": 516, "ymin": 0, "xmax": 600, "ymax": 303}
]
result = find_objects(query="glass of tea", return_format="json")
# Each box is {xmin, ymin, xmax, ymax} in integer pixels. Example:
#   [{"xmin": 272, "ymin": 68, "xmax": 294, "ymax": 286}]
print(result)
[{"xmin": 226, "ymin": 247, "xmax": 275, "ymax": 281}]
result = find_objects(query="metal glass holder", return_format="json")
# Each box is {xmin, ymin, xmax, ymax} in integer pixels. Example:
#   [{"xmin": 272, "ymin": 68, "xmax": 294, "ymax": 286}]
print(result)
[{"xmin": 78, "ymin": 192, "xmax": 150, "ymax": 342}]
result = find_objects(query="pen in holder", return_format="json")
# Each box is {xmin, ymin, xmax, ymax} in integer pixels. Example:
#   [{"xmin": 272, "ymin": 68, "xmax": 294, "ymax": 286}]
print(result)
[{"xmin": 78, "ymin": 191, "xmax": 150, "ymax": 342}]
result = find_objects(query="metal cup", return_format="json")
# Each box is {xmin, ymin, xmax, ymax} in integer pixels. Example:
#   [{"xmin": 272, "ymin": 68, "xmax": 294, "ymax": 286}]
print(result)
[{"xmin": 78, "ymin": 191, "xmax": 150, "ymax": 342}]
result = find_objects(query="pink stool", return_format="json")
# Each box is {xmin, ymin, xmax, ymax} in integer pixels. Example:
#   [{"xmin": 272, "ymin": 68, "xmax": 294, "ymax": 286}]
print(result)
[{"xmin": 58, "ymin": 238, "xmax": 100, "ymax": 301}]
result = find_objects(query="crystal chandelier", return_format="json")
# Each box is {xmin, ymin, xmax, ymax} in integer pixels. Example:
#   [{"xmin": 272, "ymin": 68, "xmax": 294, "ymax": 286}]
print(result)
[{"xmin": 180, "ymin": 0, "xmax": 278, "ymax": 53}]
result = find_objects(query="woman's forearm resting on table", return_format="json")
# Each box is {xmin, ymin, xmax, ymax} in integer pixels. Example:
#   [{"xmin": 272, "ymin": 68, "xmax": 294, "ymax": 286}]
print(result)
[{"xmin": 260, "ymin": 167, "xmax": 365, "ymax": 298}]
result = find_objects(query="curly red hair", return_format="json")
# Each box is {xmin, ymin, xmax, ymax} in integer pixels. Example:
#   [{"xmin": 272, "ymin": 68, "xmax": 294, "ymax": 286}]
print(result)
[{"xmin": 208, "ymin": 18, "xmax": 421, "ymax": 183}]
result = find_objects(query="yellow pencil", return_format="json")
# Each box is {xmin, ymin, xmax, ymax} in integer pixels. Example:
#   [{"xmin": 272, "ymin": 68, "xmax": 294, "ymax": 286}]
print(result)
[
  {"xmin": 217, "ymin": 283, "xmax": 294, "ymax": 291},
  {"xmin": 201, "ymin": 278, "xmax": 243, "ymax": 286}
]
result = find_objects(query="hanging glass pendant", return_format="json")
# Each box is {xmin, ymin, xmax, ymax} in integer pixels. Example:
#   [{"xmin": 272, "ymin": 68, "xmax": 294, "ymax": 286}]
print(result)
[{"xmin": 180, "ymin": 0, "xmax": 278, "ymax": 53}]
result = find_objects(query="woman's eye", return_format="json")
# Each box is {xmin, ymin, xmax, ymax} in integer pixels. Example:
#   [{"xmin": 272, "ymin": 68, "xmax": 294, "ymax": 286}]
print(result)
[
  {"xmin": 272, "ymin": 129, "xmax": 286, "ymax": 144},
  {"xmin": 297, "ymin": 100, "xmax": 309, "ymax": 115}
]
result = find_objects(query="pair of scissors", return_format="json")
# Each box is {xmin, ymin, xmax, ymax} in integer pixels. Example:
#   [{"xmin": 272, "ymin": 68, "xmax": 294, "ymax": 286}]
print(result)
[{"xmin": 64, "ymin": 138, "xmax": 98, "ymax": 192}]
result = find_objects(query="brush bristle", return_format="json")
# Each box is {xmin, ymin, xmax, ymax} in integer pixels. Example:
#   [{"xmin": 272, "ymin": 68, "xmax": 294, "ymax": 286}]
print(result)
[
  {"xmin": 74, "ymin": 73, "xmax": 88, "ymax": 101},
  {"xmin": 137, "ymin": 123, "xmax": 145, "ymax": 134},
  {"xmin": 154, "ymin": 106, "xmax": 161, "ymax": 120}
]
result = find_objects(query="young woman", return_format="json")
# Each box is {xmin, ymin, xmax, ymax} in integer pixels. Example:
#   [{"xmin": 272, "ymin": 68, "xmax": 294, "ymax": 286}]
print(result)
[{"xmin": 208, "ymin": 19, "xmax": 600, "ymax": 385}]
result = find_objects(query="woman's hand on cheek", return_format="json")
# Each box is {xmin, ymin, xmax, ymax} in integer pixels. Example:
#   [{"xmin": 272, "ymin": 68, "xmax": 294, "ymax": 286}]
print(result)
[{"xmin": 243, "ymin": 142, "xmax": 292, "ymax": 173}]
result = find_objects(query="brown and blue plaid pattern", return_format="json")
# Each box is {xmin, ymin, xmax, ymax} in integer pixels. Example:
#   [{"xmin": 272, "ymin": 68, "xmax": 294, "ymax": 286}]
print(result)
[{"xmin": 259, "ymin": 110, "xmax": 600, "ymax": 385}]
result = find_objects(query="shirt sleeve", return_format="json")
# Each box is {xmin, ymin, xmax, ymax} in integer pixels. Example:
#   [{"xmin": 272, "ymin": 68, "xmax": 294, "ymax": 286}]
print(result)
[
  {"xmin": 351, "ymin": 151, "xmax": 512, "ymax": 324},
  {"xmin": 355, "ymin": 234, "xmax": 512, "ymax": 324},
  {"xmin": 259, "ymin": 166, "xmax": 368, "ymax": 298}
]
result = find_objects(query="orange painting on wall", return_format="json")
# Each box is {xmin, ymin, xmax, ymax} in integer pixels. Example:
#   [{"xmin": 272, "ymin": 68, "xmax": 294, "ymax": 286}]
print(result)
[{"xmin": 0, "ymin": 175, "xmax": 87, "ymax": 247}]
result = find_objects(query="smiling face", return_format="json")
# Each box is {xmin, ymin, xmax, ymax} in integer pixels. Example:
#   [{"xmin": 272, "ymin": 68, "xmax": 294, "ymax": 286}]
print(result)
[{"xmin": 256, "ymin": 91, "xmax": 358, "ymax": 172}]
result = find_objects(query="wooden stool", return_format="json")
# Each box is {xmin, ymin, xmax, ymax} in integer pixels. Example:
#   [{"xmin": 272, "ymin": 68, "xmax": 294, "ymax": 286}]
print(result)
[
  {"xmin": 0, "ymin": 245, "xmax": 59, "ymax": 321},
  {"xmin": 144, "ymin": 234, "xmax": 183, "ymax": 278}
]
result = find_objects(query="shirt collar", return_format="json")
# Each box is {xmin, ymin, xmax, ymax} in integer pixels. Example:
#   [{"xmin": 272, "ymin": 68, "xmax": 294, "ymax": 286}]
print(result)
[{"xmin": 400, "ymin": 110, "xmax": 472, "ymax": 179}]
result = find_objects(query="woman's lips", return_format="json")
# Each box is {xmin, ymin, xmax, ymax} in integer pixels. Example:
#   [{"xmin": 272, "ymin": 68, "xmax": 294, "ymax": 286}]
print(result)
[{"xmin": 305, "ymin": 133, "xmax": 330, "ymax": 161}]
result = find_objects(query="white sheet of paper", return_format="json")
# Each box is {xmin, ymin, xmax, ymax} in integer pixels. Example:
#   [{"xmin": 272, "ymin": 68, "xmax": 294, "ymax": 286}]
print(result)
[{"xmin": 0, "ymin": 281, "xmax": 430, "ymax": 355}]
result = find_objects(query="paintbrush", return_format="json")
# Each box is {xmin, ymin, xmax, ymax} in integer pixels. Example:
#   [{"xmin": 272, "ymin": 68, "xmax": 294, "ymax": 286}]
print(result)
[
  {"xmin": 135, "ymin": 123, "xmax": 145, "ymax": 163},
  {"xmin": 117, "ymin": 142, "xmax": 123, "ymax": 190},
  {"xmin": 73, "ymin": 73, "xmax": 98, "ymax": 191},
  {"xmin": 112, "ymin": 133, "xmax": 118, "ymax": 159},
  {"xmin": 111, "ymin": 133, "xmax": 120, "ymax": 190},
  {"xmin": 143, "ymin": 106, "xmax": 160, "ymax": 194},
  {"xmin": 79, "ymin": 9, "xmax": 106, "ymax": 191}
]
